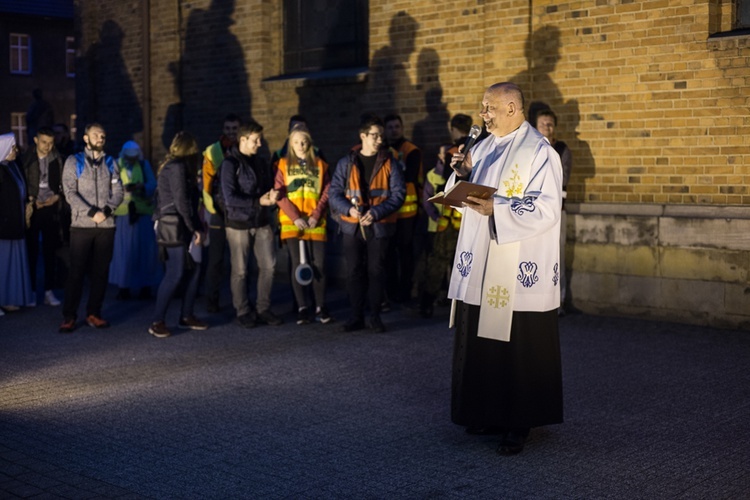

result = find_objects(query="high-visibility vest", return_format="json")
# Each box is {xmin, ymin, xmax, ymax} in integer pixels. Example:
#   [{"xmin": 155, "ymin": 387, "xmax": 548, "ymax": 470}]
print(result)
[
  {"xmin": 113, "ymin": 159, "xmax": 154, "ymax": 216},
  {"xmin": 425, "ymin": 167, "xmax": 462, "ymax": 232},
  {"xmin": 202, "ymin": 141, "xmax": 224, "ymax": 214},
  {"xmin": 340, "ymin": 151, "xmax": 399, "ymax": 225},
  {"xmin": 276, "ymin": 156, "xmax": 328, "ymax": 241},
  {"xmin": 392, "ymin": 141, "xmax": 422, "ymax": 219}
]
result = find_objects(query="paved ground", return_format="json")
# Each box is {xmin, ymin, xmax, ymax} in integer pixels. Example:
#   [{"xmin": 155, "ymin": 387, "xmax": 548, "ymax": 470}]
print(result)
[{"xmin": 1, "ymin": 285, "xmax": 749, "ymax": 499}]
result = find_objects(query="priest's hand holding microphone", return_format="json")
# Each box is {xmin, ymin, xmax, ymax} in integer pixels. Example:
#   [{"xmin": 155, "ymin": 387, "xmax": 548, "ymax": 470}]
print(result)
[{"xmin": 449, "ymin": 125, "xmax": 494, "ymax": 216}]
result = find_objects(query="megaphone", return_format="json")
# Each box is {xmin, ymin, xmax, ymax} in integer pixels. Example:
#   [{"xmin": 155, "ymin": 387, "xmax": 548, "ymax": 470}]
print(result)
[{"xmin": 294, "ymin": 239, "xmax": 314, "ymax": 286}]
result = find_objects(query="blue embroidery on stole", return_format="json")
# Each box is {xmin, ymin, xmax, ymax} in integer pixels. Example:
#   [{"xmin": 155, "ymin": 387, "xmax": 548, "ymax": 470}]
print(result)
[
  {"xmin": 517, "ymin": 261, "xmax": 539, "ymax": 288},
  {"xmin": 457, "ymin": 251, "xmax": 473, "ymax": 278},
  {"xmin": 510, "ymin": 196, "xmax": 537, "ymax": 216}
]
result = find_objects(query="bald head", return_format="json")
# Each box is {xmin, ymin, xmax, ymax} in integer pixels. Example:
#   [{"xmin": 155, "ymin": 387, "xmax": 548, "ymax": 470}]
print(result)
[{"xmin": 480, "ymin": 82, "xmax": 526, "ymax": 137}]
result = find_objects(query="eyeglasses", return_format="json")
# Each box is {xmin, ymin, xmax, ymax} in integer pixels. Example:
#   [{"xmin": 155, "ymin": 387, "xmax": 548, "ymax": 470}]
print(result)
[{"xmin": 366, "ymin": 133, "xmax": 384, "ymax": 139}]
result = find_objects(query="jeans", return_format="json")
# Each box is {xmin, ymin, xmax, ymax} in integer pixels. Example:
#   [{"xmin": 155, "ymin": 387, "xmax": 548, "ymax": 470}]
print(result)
[
  {"xmin": 225, "ymin": 225, "xmax": 276, "ymax": 317},
  {"xmin": 153, "ymin": 245, "xmax": 200, "ymax": 323}
]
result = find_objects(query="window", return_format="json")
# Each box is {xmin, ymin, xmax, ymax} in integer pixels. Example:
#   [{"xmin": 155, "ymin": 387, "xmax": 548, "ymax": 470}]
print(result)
[
  {"xmin": 284, "ymin": 0, "xmax": 368, "ymax": 74},
  {"xmin": 739, "ymin": 1, "xmax": 750, "ymax": 28},
  {"xmin": 11, "ymin": 113, "xmax": 27, "ymax": 148},
  {"xmin": 9, "ymin": 34, "xmax": 31, "ymax": 74},
  {"xmin": 66, "ymin": 36, "xmax": 75, "ymax": 77}
]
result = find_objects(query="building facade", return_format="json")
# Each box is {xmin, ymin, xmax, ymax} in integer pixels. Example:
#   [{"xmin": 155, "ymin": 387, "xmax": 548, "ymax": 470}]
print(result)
[
  {"xmin": 74, "ymin": 0, "xmax": 750, "ymax": 329},
  {"xmin": 1, "ymin": 0, "xmax": 76, "ymax": 149}
]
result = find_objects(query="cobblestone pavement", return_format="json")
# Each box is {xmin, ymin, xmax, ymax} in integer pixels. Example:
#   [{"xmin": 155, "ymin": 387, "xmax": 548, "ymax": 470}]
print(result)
[{"xmin": 1, "ymin": 286, "xmax": 749, "ymax": 499}]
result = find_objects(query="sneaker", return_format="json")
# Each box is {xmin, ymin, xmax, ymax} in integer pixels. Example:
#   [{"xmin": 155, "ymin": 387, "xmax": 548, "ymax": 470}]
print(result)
[
  {"xmin": 297, "ymin": 307, "xmax": 311, "ymax": 325},
  {"xmin": 44, "ymin": 290, "xmax": 61, "ymax": 306},
  {"xmin": 27, "ymin": 300, "xmax": 37, "ymax": 308},
  {"xmin": 369, "ymin": 315, "xmax": 386, "ymax": 333},
  {"xmin": 86, "ymin": 315, "xmax": 110, "ymax": 329},
  {"xmin": 178, "ymin": 316, "xmax": 208, "ymax": 330},
  {"xmin": 58, "ymin": 318, "xmax": 76, "ymax": 333},
  {"xmin": 257, "ymin": 309, "xmax": 283, "ymax": 326},
  {"xmin": 237, "ymin": 313, "xmax": 256, "ymax": 329},
  {"xmin": 315, "ymin": 306, "xmax": 333, "ymax": 324},
  {"xmin": 148, "ymin": 321, "xmax": 171, "ymax": 338},
  {"xmin": 342, "ymin": 317, "xmax": 365, "ymax": 332}
]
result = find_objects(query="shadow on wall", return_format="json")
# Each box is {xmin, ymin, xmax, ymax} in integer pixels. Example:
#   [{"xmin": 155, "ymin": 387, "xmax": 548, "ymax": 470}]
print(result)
[
  {"xmin": 178, "ymin": 0, "xmax": 251, "ymax": 148},
  {"xmin": 511, "ymin": 25, "xmax": 598, "ymax": 311},
  {"xmin": 77, "ymin": 19, "xmax": 143, "ymax": 155},
  {"xmin": 411, "ymin": 48, "xmax": 451, "ymax": 175},
  {"xmin": 367, "ymin": 11, "xmax": 419, "ymax": 117},
  {"xmin": 511, "ymin": 25, "xmax": 596, "ymax": 202}
]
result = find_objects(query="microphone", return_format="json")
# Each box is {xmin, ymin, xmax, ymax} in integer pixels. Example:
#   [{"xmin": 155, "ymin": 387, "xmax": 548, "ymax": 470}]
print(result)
[{"xmin": 461, "ymin": 125, "xmax": 482, "ymax": 154}]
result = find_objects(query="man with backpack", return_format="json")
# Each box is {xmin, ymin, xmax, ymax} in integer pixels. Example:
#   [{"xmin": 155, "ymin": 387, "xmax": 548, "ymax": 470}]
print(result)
[{"xmin": 58, "ymin": 123, "xmax": 123, "ymax": 333}]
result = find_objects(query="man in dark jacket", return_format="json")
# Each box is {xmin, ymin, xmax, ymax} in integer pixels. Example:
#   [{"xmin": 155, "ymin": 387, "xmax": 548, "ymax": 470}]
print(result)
[
  {"xmin": 220, "ymin": 120, "xmax": 282, "ymax": 328},
  {"xmin": 21, "ymin": 127, "xmax": 64, "ymax": 307},
  {"xmin": 58, "ymin": 123, "xmax": 123, "ymax": 333},
  {"xmin": 328, "ymin": 114, "xmax": 405, "ymax": 333}
]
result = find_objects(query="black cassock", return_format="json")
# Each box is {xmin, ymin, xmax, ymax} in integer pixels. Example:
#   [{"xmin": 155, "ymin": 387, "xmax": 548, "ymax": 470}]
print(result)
[{"xmin": 452, "ymin": 303, "xmax": 564, "ymax": 430}]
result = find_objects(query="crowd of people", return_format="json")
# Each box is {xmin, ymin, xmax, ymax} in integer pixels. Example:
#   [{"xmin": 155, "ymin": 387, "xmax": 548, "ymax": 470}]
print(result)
[{"xmin": 1, "ymin": 82, "xmax": 572, "ymax": 455}]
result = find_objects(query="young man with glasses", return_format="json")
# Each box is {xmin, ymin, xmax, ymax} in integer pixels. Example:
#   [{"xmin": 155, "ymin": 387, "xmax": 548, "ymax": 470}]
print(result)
[{"xmin": 329, "ymin": 114, "xmax": 405, "ymax": 333}]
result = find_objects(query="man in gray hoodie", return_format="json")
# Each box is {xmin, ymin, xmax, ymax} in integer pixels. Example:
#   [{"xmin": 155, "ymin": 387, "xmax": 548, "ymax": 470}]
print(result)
[{"xmin": 59, "ymin": 123, "xmax": 123, "ymax": 333}]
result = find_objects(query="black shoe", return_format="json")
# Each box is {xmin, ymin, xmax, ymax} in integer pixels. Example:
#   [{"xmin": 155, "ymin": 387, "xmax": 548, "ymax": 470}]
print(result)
[
  {"xmin": 258, "ymin": 309, "xmax": 283, "ymax": 326},
  {"xmin": 315, "ymin": 306, "xmax": 333, "ymax": 324},
  {"xmin": 369, "ymin": 315, "xmax": 386, "ymax": 333},
  {"xmin": 237, "ymin": 313, "xmax": 256, "ymax": 329},
  {"xmin": 297, "ymin": 307, "xmax": 311, "ymax": 325},
  {"xmin": 342, "ymin": 317, "xmax": 365, "ymax": 332},
  {"xmin": 497, "ymin": 430, "xmax": 528, "ymax": 456}
]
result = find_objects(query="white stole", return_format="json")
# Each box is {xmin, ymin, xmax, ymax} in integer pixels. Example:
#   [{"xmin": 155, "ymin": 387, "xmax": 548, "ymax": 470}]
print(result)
[{"xmin": 449, "ymin": 122, "xmax": 539, "ymax": 342}]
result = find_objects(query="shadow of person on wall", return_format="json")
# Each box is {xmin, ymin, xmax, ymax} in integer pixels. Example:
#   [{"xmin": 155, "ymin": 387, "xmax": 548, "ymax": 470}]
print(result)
[
  {"xmin": 161, "ymin": 61, "xmax": 184, "ymax": 153},
  {"xmin": 411, "ymin": 48, "xmax": 451, "ymax": 177},
  {"xmin": 78, "ymin": 19, "xmax": 143, "ymax": 155},
  {"xmin": 181, "ymin": 0, "xmax": 250, "ymax": 148},
  {"xmin": 367, "ymin": 11, "xmax": 419, "ymax": 116},
  {"xmin": 511, "ymin": 25, "xmax": 597, "ymax": 312}
]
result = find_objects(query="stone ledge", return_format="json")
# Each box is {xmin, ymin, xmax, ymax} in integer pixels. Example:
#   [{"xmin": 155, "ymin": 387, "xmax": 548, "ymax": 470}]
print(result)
[
  {"xmin": 261, "ymin": 67, "xmax": 368, "ymax": 90},
  {"xmin": 567, "ymin": 203, "xmax": 750, "ymax": 220}
]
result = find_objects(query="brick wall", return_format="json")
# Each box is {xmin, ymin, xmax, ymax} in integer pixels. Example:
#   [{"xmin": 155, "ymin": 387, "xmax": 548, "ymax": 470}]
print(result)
[{"xmin": 75, "ymin": 0, "xmax": 750, "ymax": 328}]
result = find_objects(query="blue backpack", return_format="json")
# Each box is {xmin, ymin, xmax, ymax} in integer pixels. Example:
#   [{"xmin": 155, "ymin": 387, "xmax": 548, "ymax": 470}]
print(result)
[{"xmin": 74, "ymin": 152, "xmax": 116, "ymax": 178}]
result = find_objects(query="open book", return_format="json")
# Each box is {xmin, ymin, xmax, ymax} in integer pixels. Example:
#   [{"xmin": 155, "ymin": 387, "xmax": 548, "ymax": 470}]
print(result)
[{"xmin": 427, "ymin": 180, "xmax": 497, "ymax": 208}]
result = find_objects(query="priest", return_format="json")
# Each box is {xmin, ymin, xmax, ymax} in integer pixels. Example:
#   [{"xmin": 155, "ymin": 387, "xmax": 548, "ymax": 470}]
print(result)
[{"xmin": 446, "ymin": 82, "xmax": 564, "ymax": 455}]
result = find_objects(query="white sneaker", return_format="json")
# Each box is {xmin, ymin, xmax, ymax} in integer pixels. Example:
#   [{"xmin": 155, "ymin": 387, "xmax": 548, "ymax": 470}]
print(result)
[{"xmin": 44, "ymin": 290, "xmax": 61, "ymax": 306}]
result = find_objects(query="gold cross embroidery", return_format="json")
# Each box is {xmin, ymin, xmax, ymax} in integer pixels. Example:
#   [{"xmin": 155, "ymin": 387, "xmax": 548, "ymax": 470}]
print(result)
[{"xmin": 486, "ymin": 285, "xmax": 510, "ymax": 309}]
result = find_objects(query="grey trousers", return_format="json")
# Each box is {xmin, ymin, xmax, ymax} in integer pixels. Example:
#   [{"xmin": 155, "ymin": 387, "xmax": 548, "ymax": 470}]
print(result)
[{"xmin": 225, "ymin": 225, "xmax": 276, "ymax": 317}]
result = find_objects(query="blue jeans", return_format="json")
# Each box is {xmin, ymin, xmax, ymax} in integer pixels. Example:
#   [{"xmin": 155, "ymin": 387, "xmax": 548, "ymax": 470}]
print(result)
[{"xmin": 153, "ymin": 245, "xmax": 200, "ymax": 323}]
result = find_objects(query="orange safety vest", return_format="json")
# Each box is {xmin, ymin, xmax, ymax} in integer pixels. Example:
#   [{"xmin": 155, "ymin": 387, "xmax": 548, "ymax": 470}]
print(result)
[
  {"xmin": 276, "ymin": 156, "xmax": 328, "ymax": 242},
  {"xmin": 392, "ymin": 140, "xmax": 422, "ymax": 219},
  {"xmin": 340, "ymin": 151, "xmax": 399, "ymax": 225}
]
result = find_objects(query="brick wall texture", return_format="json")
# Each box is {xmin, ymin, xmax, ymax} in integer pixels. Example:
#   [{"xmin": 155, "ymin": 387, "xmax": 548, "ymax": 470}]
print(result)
[{"xmin": 75, "ymin": 0, "xmax": 750, "ymax": 206}]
